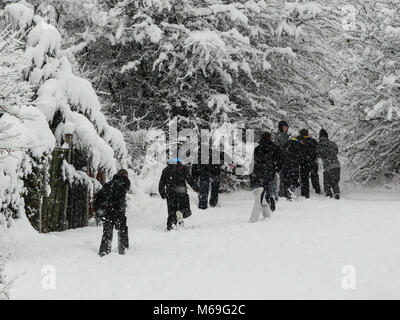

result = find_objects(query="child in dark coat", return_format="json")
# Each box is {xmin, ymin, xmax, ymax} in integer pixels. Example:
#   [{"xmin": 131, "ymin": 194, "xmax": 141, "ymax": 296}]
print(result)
[
  {"xmin": 158, "ymin": 158, "xmax": 199, "ymax": 230},
  {"xmin": 96, "ymin": 169, "xmax": 131, "ymax": 256}
]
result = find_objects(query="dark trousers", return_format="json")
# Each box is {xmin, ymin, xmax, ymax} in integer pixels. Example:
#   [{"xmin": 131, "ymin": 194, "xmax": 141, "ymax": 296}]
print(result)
[
  {"xmin": 99, "ymin": 212, "xmax": 129, "ymax": 256},
  {"xmin": 166, "ymin": 193, "xmax": 192, "ymax": 230},
  {"xmin": 300, "ymin": 163, "xmax": 321, "ymax": 198},
  {"xmin": 281, "ymin": 167, "xmax": 300, "ymax": 199},
  {"xmin": 198, "ymin": 174, "xmax": 221, "ymax": 209},
  {"xmin": 323, "ymin": 167, "xmax": 340, "ymax": 197}
]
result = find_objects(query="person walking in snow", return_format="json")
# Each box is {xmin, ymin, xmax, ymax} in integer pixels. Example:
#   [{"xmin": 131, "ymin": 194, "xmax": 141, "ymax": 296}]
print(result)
[
  {"xmin": 96, "ymin": 169, "xmax": 131, "ymax": 257},
  {"xmin": 158, "ymin": 158, "xmax": 199, "ymax": 231},
  {"xmin": 191, "ymin": 144, "xmax": 234, "ymax": 210},
  {"xmin": 272, "ymin": 120, "xmax": 290, "ymax": 198},
  {"xmin": 298, "ymin": 129, "xmax": 321, "ymax": 198},
  {"xmin": 249, "ymin": 132, "xmax": 282, "ymax": 223},
  {"xmin": 317, "ymin": 129, "xmax": 341, "ymax": 199},
  {"xmin": 280, "ymin": 136, "xmax": 301, "ymax": 199}
]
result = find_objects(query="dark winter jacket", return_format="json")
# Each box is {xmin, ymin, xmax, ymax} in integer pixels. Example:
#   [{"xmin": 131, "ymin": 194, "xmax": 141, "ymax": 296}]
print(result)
[
  {"xmin": 250, "ymin": 139, "xmax": 282, "ymax": 189},
  {"xmin": 159, "ymin": 163, "xmax": 199, "ymax": 199},
  {"xmin": 298, "ymin": 136, "xmax": 318, "ymax": 166},
  {"xmin": 94, "ymin": 173, "xmax": 131, "ymax": 217},
  {"xmin": 281, "ymin": 137, "xmax": 301, "ymax": 172},
  {"xmin": 273, "ymin": 121, "xmax": 290, "ymax": 148},
  {"xmin": 273, "ymin": 132, "xmax": 289, "ymax": 148},
  {"xmin": 317, "ymin": 137, "xmax": 341, "ymax": 171}
]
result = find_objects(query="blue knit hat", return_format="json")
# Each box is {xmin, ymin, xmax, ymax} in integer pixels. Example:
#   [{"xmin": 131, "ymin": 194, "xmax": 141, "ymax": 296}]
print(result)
[{"xmin": 168, "ymin": 157, "xmax": 182, "ymax": 164}]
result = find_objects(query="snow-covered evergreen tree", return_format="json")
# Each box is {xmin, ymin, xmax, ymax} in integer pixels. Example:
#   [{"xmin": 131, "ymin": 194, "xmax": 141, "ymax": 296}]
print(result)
[
  {"xmin": 0, "ymin": 20, "xmax": 55, "ymax": 228},
  {"xmin": 1, "ymin": 1, "xmax": 129, "ymax": 229},
  {"xmin": 339, "ymin": 0, "xmax": 400, "ymax": 185}
]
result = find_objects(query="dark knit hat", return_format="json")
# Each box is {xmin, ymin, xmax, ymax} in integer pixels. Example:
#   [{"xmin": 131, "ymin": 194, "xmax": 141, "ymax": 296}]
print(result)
[
  {"xmin": 319, "ymin": 129, "xmax": 328, "ymax": 139},
  {"xmin": 299, "ymin": 129, "xmax": 309, "ymax": 138}
]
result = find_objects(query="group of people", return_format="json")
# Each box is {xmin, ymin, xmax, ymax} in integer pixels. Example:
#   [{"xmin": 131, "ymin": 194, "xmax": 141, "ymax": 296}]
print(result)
[
  {"xmin": 94, "ymin": 120, "xmax": 341, "ymax": 256},
  {"xmin": 158, "ymin": 145, "xmax": 234, "ymax": 231},
  {"xmin": 249, "ymin": 121, "xmax": 341, "ymax": 223}
]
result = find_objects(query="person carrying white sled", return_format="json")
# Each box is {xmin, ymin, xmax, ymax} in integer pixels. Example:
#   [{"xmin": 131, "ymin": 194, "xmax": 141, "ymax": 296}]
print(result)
[{"xmin": 249, "ymin": 132, "xmax": 282, "ymax": 223}]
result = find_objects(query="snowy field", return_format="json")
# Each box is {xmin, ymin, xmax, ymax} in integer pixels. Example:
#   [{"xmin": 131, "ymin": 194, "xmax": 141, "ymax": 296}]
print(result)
[{"xmin": 3, "ymin": 184, "xmax": 400, "ymax": 300}]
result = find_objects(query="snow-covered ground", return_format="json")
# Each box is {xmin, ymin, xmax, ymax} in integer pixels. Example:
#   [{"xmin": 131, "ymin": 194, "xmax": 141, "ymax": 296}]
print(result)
[{"xmin": 3, "ymin": 184, "xmax": 400, "ymax": 299}]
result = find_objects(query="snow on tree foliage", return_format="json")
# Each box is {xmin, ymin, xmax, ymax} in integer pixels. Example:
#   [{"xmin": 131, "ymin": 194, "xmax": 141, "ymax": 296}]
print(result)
[
  {"xmin": 340, "ymin": 0, "xmax": 400, "ymax": 185},
  {"xmin": 2, "ymin": 0, "xmax": 397, "ymax": 188},
  {"xmin": 26, "ymin": 0, "xmax": 342, "ymax": 177},
  {"xmin": 0, "ymin": 23, "xmax": 55, "ymax": 229},
  {"xmin": 0, "ymin": 1, "xmax": 129, "ymax": 228}
]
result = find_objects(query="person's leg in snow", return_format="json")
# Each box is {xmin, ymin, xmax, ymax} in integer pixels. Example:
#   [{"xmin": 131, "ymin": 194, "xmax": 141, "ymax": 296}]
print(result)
[
  {"xmin": 280, "ymin": 169, "xmax": 291, "ymax": 199},
  {"xmin": 176, "ymin": 194, "xmax": 193, "ymax": 227},
  {"xmin": 166, "ymin": 196, "xmax": 178, "ymax": 230},
  {"xmin": 209, "ymin": 174, "xmax": 221, "ymax": 207},
  {"xmin": 179, "ymin": 194, "xmax": 192, "ymax": 219},
  {"xmin": 323, "ymin": 170, "xmax": 334, "ymax": 198},
  {"xmin": 167, "ymin": 211, "xmax": 177, "ymax": 231},
  {"xmin": 198, "ymin": 175, "xmax": 210, "ymax": 210},
  {"xmin": 300, "ymin": 165, "xmax": 311, "ymax": 198},
  {"xmin": 116, "ymin": 215, "xmax": 129, "ymax": 255},
  {"xmin": 330, "ymin": 167, "xmax": 341, "ymax": 199},
  {"xmin": 99, "ymin": 218, "xmax": 113, "ymax": 256},
  {"xmin": 310, "ymin": 162, "xmax": 321, "ymax": 194},
  {"xmin": 261, "ymin": 189, "xmax": 272, "ymax": 218},
  {"xmin": 282, "ymin": 169, "xmax": 298, "ymax": 200}
]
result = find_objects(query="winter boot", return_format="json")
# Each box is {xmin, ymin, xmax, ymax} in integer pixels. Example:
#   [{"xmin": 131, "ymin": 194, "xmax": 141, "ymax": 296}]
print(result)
[
  {"xmin": 285, "ymin": 188, "xmax": 294, "ymax": 200},
  {"xmin": 261, "ymin": 192, "xmax": 271, "ymax": 218},
  {"xmin": 269, "ymin": 196, "xmax": 276, "ymax": 212},
  {"xmin": 99, "ymin": 251, "xmax": 108, "ymax": 257},
  {"xmin": 167, "ymin": 212, "xmax": 177, "ymax": 231},
  {"xmin": 176, "ymin": 211, "xmax": 184, "ymax": 227},
  {"xmin": 326, "ymin": 191, "xmax": 333, "ymax": 198},
  {"xmin": 334, "ymin": 194, "xmax": 340, "ymax": 200},
  {"xmin": 118, "ymin": 229, "xmax": 129, "ymax": 255}
]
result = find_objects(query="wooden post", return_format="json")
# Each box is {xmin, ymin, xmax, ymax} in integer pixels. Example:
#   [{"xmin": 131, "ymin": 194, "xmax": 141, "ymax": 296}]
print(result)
[
  {"xmin": 62, "ymin": 134, "xmax": 73, "ymax": 231},
  {"xmin": 41, "ymin": 147, "xmax": 69, "ymax": 233}
]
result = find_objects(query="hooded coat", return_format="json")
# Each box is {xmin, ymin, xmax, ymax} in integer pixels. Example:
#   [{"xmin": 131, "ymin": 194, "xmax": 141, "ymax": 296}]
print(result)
[
  {"xmin": 158, "ymin": 161, "xmax": 199, "ymax": 199},
  {"xmin": 298, "ymin": 136, "xmax": 319, "ymax": 166},
  {"xmin": 94, "ymin": 172, "xmax": 131, "ymax": 220},
  {"xmin": 250, "ymin": 134, "xmax": 282, "ymax": 189}
]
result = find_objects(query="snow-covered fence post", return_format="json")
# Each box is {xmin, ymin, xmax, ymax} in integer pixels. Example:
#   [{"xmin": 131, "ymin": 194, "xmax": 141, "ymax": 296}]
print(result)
[{"xmin": 62, "ymin": 133, "xmax": 73, "ymax": 230}]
